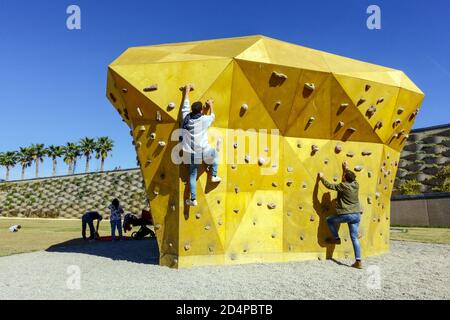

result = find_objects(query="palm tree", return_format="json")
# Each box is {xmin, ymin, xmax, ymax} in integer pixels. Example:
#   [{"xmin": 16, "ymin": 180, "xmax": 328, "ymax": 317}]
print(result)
[
  {"xmin": 47, "ymin": 145, "xmax": 65, "ymax": 177},
  {"xmin": 0, "ymin": 151, "xmax": 18, "ymax": 181},
  {"xmin": 29, "ymin": 144, "xmax": 46, "ymax": 178},
  {"xmin": 63, "ymin": 142, "xmax": 80, "ymax": 175},
  {"xmin": 79, "ymin": 137, "xmax": 96, "ymax": 174},
  {"xmin": 95, "ymin": 137, "xmax": 114, "ymax": 172},
  {"xmin": 17, "ymin": 147, "xmax": 33, "ymax": 180}
]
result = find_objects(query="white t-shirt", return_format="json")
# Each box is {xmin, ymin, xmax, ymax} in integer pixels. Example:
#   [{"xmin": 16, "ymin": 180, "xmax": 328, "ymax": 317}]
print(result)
[
  {"xmin": 181, "ymin": 99, "xmax": 215, "ymax": 155},
  {"xmin": 9, "ymin": 225, "xmax": 20, "ymax": 232}
]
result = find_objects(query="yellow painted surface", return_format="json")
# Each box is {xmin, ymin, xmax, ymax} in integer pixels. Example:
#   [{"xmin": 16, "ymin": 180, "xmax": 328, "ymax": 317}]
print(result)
[{"xmin": 107, "ymin": 35, "xmax": 424, "ymax": 268}]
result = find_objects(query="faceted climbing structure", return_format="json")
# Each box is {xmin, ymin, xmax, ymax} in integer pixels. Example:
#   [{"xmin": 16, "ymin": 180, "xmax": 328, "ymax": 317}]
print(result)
[{"xmin": 106, "ymin": 35, "xmax": 424, "ymax": 268}]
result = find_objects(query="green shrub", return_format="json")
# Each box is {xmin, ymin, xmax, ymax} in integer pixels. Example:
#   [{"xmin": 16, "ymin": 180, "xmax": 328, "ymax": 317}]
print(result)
[
  {"xmin": 398, "ymin": 179, "xmax": 422, "ymax": 195},
  {"xmin": 432, "ymin": 165, "xmax": 450, "ymax": 192}
]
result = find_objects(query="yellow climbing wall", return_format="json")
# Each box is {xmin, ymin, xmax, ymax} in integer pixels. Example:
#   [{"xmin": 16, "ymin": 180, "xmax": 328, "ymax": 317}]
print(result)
[{"xmin": 106, "ymin": 35, "xmax": 424, "ymax": 268}]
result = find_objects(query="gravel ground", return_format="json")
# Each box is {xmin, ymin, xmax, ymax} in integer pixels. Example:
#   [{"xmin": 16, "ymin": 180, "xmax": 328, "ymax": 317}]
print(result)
[{"xmin": 0, "ymin": 240, "xmax": 448, "ymax": 300}]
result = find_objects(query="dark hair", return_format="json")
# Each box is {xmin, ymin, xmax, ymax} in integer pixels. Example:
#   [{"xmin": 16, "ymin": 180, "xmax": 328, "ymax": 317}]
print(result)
[
  {"xmin": 345, "ymin": 170, "xmax": 356, "ymax": 183},
  {"xmin": 112, "ymin": 198, "xmax": 120, "ymax": 208},
  {"xmin": 191, "ymin": 101, "xmax": 203, "ymax": 115}
]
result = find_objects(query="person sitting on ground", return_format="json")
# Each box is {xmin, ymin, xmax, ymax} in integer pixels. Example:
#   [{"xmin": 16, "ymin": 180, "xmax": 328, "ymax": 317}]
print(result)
[
  {"xmin": 318, "ymin": 161, "xmax": 363, "ymax": 269},
  {"xmin": 108, "ymin": 198, "xmax": 124, "ymax": 241},
  {"xmin": 180, "ymin": 83, "xmax": 221, "ymax": 207},
  {"xmin": 81, "ymin": 211, "xmax": 102, "ymax": 241},
  {"xmin": 9, "ymin": 224, "xmax": 21, "ymax": 233}
]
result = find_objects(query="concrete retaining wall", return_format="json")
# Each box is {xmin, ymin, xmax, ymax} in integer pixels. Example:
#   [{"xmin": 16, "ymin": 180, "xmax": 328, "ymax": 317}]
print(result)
[{"xmin": 391, "ymin": 193, "xmax": 450, "ymax": 227}]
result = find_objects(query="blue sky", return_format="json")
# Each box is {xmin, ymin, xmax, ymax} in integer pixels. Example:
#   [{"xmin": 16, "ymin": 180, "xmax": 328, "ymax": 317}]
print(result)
[{"xmin": 0, "ymin": 0, "xmax": 449, "ymax": 180}]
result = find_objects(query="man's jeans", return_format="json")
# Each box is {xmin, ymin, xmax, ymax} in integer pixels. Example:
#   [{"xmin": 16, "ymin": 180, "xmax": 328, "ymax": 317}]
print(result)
[
  {"xmin": 82, "ymin": 215, "xmax": 95, "ymax": 240},
  {"xmin": 111, "ymin": 219, "xmax": 123, "ymax": 240},
  {"xmin": 189, "ymin": 149, "xmax": 218, "ymax": 200},
  {"xmin": 326, "ymin": 213, "xmax": 361, "ymax": 260}
]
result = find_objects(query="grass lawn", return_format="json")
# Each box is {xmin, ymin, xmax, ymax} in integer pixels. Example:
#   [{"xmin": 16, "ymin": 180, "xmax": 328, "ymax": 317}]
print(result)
[
  {"xmin": 1, "ymin": 218, "xmax": 450, "ymax": 257},
  {"xmin": 390, "ymin": 226, "xmax": 450, "ymax": 245},
  {"xmin": 0, "ymin": 218, "xmax": 112, "ymax": 257}
]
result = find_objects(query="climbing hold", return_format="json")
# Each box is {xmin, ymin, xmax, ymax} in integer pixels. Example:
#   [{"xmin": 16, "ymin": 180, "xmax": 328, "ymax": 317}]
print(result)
[
  {"xmin": 375, "ymin": 121, "xmax": 383, "ymax": 130},
  {"xmin": 204, "ymin": 225, "xmax": 211, "ymax": 231},
  {"xmin": 233, "ymin": 209, "xmax": 240, "ymax": 214},
  {"xmin": 168, "ymin": 242, "xmax": 173, "ymax": 247},
  {"xmin": 393, "ymin": 119, "xmax": 401, "ymax": 127},
  {"xmin": 324, "ymin": 159, "xmax": 329, "ymax": 165},
  {"xmin": 302, "ymin": 182, "xmax": 307, "ymax": 189},
  {"xmin": 411, "ymin": 108, "xmax": 419, "ymax": 118},
  {"xmin": 136, "ymin": 141, "xmax": 142, "ymax": 148},
  {"xmin": 208, "ymin": 246, "xmax": 214, "ymax": 253},
  {"xmin": 365, "ymin": 84, "xmax": 371, "ymax": 91},
  {"xmin": 300, "ymin": 235, "xmax": 304, "ymax": 241},
  {"xmin": 143, "ymin": 84, "xmax": 158, "ymax": 92},
  {"xmin": 272, "ymin": 71, "xmax": 288, "ymax": 80},
  {"xmin": 307, "ymin": 116, "xmax": 315, "ymax": 125},
  {"xmin": 258, "ymin": 157, "xmax": 266, "ymax": 166},
  {"xmin": 195, "ymin": 213, "xmax": 201, "ymax": 219},
  {"xmin": 366, "ymin": 106, "xmax": 377, "ymax": 117},
  {"xmin": 137, "ymin": 107, "xmax": 143, "ymax": 117},
  {"xmin": 272, "ymin": 182, "xmax": 278, "ymax": 188},
  {"xmin": 168, "ymin": 102, "xmax": 176, "ymax": 110},
  {"xmin": 354, "ymin": 165, "xmax": 364, "ymax": 172},
  {"xmin": 244, "ymin": 155, "xmax": 251, "ymax": 163},
  {"xmin": 233, "ymin": 143, "xmax": 238, "ymax": 149},
  {"xmin": 346, "ymin": 152, "xmax": 354, "ymax": 158},
  {"xmin": 367, "ymin": 197, "xmax": 373, "ymax": 204},
  {"xmin": 304, "ymin": 82, "xmax": 315, "ymax": 91},
  {"xmin": 231, "ymin": 164, "xmax": 237, "ymax": 170},
  {"xmin": 337, "ymin": 121, "xmax": 345, "ymax": 129},
  {"xmin": 362, "ymin": 151, "xmax": 372, "ymax": 156},
  {"xmin": 287, "ymin": 166, "xmax": 294, "ymax": 173},
  {"xmin": 311, "ymin": 144, "xmax": 319, "ymax": 152},
  {"xmin": 268, "ymin": 203, "xmax": 277, "ymax": 210},
  {"xmin": 271, "ymin": 233, "xmax": 277, "ymax": 239},
  {"xmin": 150, "ymin": 133, "xmax": 156, "ymax": 140},
  {"xmin": 109, "ymin": 93, "xmax": 117, "ymax": 103},
  {"xmin": 156, "ymin": 111, "xmax": 162, "ymax": 122},
  {"xmin": 335, "ymin": 144, "xmax": 343, "ymax": 153},
  {"xmin": 257, "ymin": 201, "xmax": 262, "ymax": 206},
  {"xmin": 358, "ymin": 97, "xmax": 366, "ymax": 105},
  {"xmin": 158, "ymin": 141, "xmax": 166, "ymax": 147},
  {"xmin": 310, "ymin": 215, "xmax": 315, "ymax": 222},
  {"xmin": 184, "ymin": 243, "xmax": 191, "ymax": 251},
  {"xmin": 368, "ymin": 171, "xmax": 372, "ymax": 178},
  {"xmin": 241, "ymin": 103, "xmax": 249, "ymax": 111},
  {"xmin": 234, "ymin": 186, "xmax": 240, "ymax": 194},
  {"xmin": 122, "ymin": 88, "xmax": 128, "ymax": 93},
  {"xmin": 274, "ymin": 101, "xmax": 282, "ymax": 110},
  {"xmin": 347, "ymin": 127, "xmax": 357, "ymax": 133},
  {"xmin": 218, "ymin": 219, "xmax": 223, "ymax": 226},
  {"xmin": 138, "ymin": 125, "xmax": 146, "ymax": 133},
  {"xmin": 375, "ymin": 192, "xmax": 381, "ymax": 200},
  {"xmin": 340, "ymin": 103, "xmax": 349, "ymax": 109},
  {"xmin": 377, "ymin": 97, "xmax": 385, "ymax": 104},
  {"xmin": 155, "ymin": 224, "xmax": 161, "ymax": 231},
  {"xmin": 397, "ymin": 107, "xmax": 405, "ymax": 114},
  {"xmin": 153, "ymin": 187, "xmax": 159, "ymax": 195},
  {"xmin": 146, "ymin": 159, "xmax": 152, "ymax": 165}
]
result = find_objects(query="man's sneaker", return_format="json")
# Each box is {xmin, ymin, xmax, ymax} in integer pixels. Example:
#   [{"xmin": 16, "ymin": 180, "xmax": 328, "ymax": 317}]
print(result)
[
  {"xmin": 211, "ymin": 176, "xmax": 222, "ymax": 183},
  {"xmin": 351, "ymin": 260, "xmax": 363, "ymax": 269},
  {"xmin": 325, "ymin": 237, "xmax": 341, "ymax": 245},
  {"xmin": 185, "ymin": 199, "xmax": 198, "ymax": 206}
]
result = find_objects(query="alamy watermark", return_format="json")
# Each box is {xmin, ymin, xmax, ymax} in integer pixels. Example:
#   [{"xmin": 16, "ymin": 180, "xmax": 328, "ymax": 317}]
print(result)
[
  {"xmin": 66, "ymin": 265, "xmax": 81, "ymax": 290},
  {"xmin": 366, "ymin": 265, "xmax": 382, "ymax": 290},
  {"xmin": 66, "ymin": 5, "xmax": 81, "ymax": 30},
  {"xmin": 367, "ymin": 5, "xmax": 381, "ymax": 30}
]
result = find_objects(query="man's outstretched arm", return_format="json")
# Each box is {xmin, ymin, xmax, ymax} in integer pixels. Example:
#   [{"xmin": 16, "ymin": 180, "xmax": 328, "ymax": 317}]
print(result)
[
  {"xmin": 318, "ymin": 172, "xmax": 345, "ymax": 192},
  {"xmin": 181, "ymin": 84, "xmax": 194, "ymax": 121}
]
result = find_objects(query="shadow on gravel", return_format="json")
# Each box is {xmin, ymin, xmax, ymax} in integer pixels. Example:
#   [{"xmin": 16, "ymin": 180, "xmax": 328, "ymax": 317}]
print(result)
[{"xmin": 46, "ymin": 238, "xmax": 159, "ymax": 265}]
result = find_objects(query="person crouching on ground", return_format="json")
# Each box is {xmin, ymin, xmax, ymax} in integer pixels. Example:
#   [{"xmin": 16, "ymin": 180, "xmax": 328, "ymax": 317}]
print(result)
[
  {"xmin": 108, "ymin": 198, "xmax": 124, "ymax": 241},
  {"xmin": 180, "ymin": 83, "xmax": 221, "ymax": 207},
  {"xmin": 82, "ymin": 211, "xmax": 102, "ymax": 241},
  {"xmin": 318, "ymin": 161, "xmax": 363, "ymax": 269}
]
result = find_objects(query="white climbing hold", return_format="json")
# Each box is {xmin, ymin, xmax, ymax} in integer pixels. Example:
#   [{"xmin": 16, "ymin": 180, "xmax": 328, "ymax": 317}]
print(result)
[
  {"xmin": 156, "ymin": 111, "xmax": 162, "ymax": 122},
  {"xmin": 244, "ymin": 155, "xmax": 251, "ymax": 163},
  {"xmin": 137, "ymin": 107, "xmax": 143, "ymax": 117},
  {"xmin": 168, "ymin": 102, "xmax": 176, "ymax": 110},
  {"xmin": 335, "ymin": 144, "xmax": 343, "ymax": 153},
  {"xmin": 287, "ymin": 166, "xmax": 294, "ymax": 173},
  {"xmin": 366, "ymin": 106, "xmax": 377, "ymax": 116},
  {"xmin": 308, "ymin": 116, "xmax": 315, "ymax": 125},
  {"xmin": 337, "ymin": 121, "xmax": 345, "ymax": 128},
  {"xmin": 340, "ymin": 103, "xmax": 349, "ymax": 108},
  {"xmin": 346, "ymin": 152, "xmax": 354, "ymax": 158},
  {"xmin": 312, "ymin": 144, "xmax": 319, "ymax": 152},
  {"xmin": 286, "ymin": 180, "xmax": 293, "ymax": 187},
  {"xmin": 367, "ymin": 197, "xmax": 373, "ymax": 204},
  {"xmin": 397, "ymin": 107, "xmax": 404, "ymax": 114},
  {"xmin": 348, "ymin": 127, "xmax": 357, "ymax": 133},
  {"xmin": 273, "ymin": 71, "xmax": 288, "ymax": 80},
  {"xmin": 375, "ymin": 121, "xmax": 383, "ymax": 129},
  {"xmin": 154, "ymin": 224, "xmax": 161, "ymax": 231},
  {"xmin": 122, "ymin": 88, "xmax": 128, "ymax": 93},
  {"xmin": 138, "ymin": 126, "xmax": 146, "ymax": 132},
  {"xmin": 150, "ymin": 133, "xmax": 156, "ymax": 140},
  {"xmin": 241, "ymin": 103, "xmax": 249, "ymax": 111},
  {"xmin": 272, "ymin": 182, "xmax": 278, "ymax": 188},
  {"xmin": 358, "ymin": 97, "xmax": 366, "ymax": 104},
  {"xmin": 231, "ymin": 164, "xmax": 237, "ymax": 170},
  {"xmin": 354, "ymin": 165, "xmax": 364, "ymax": 172},
  {"xmin": 195, "ymin": 213, "xmax": 201, "ymax": 219},
  {"xmin": 377, "ymin": 97, "xmax": 385, "ymax": 104},
  {"xmin": 258, "ymin": 157, "xmax": 266, "ymax": 166},
  {"xmin": 362, "ymin": 151, "xmax": 372, "ymax": 156},
  {"xmin": 393, "ymin": 119, "xmax": 401, "ymax": 127},
  {"xmin": 184, "ymin": 243, "xmax": 190, "ymax": 251},
  {"xmin": 305, "ymin": 82, "xmax": 315, "ymax": 91},
  {"xmin": 204, "ymin": 225, "xmax": 211, "ymax": 231},
  {"xmin": 268, "ymin": 203, "xmax": 277, "ymax": 210},
  {"xmin": 158, "ymin": 141, "xmax": 166, "ymax": 147}
]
